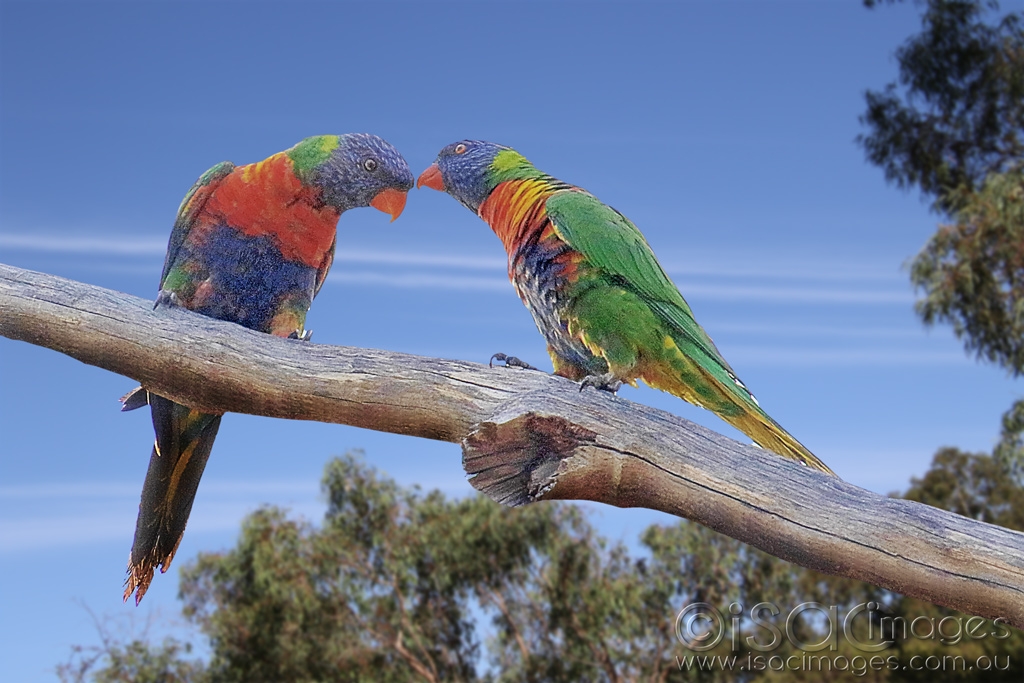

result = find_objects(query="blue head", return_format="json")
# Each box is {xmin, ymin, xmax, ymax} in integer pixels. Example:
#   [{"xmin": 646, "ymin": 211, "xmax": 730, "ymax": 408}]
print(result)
[
  {"xmin": 418, "ymin": 140, "xmax": 534, "ymax": 214},
  {"xmin": 294, "ymin": 133, "xmax": 414, "ymax": 219}
]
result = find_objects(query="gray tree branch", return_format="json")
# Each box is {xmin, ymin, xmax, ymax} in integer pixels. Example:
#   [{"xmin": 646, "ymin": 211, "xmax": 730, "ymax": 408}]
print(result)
[{"xmin": 2, "ymin": 262, "xmax": 1023, "ymax": 627}]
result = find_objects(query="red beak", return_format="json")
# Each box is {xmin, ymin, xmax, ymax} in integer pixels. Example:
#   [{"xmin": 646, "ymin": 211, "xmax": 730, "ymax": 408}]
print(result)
[
  {"xmin": 370, "ymin": 187, "xmax": 408, "ymax": 222},
  {"xmin": 417, "ymin": 163, "xmax": 445, "ymax": 191}
]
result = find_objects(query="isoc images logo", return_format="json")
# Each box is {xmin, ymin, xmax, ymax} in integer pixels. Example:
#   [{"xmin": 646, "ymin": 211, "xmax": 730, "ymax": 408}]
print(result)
[{"xmin": 674, "ymin": 601, "xmax": 1011, "ymax": 653}]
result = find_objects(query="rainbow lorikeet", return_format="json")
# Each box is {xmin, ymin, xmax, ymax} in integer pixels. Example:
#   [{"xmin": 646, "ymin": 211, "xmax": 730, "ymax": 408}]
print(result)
[
  {"xmin": 122, "ymin": 134, "xmax": 414, "ymax": 603},
  {"xmin": 418, "ymin": 140, "xmax": 833, "ymax": 476}
]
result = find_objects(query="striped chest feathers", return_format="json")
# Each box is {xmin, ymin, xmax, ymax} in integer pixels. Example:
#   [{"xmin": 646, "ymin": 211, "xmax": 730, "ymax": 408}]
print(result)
[
  {"xmin": 478, "ymin": 182, "xmax": 597, "ymax": 369},
  {"xmin": 511, "ymin": 239, "xmax": 607, "ymax": 374}
]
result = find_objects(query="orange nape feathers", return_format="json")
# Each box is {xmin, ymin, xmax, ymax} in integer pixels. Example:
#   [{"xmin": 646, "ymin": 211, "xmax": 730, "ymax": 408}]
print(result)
[{"xmin": 478, "ymin": 179, "xmax": 563, "ymax": 255}]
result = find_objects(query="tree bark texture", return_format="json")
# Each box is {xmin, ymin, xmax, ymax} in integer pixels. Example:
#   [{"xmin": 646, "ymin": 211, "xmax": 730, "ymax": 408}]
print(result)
[{"xmin": 2, "ymin": 262, "xmax": 1022, "ymax": 626}]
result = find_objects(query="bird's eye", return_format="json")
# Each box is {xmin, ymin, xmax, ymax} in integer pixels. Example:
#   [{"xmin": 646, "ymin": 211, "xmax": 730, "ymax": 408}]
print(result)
[
  {"xmin": 363, "ymin": 158, "xmax": 378, "ymax": 172},
  {"xmin": 454, "ymin": 143, "xmax": 467, "ymax": 155}
]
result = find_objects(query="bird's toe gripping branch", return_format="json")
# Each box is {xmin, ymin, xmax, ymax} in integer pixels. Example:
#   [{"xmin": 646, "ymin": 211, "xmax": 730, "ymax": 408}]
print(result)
[
  {"xmin": 288, "ymin": 329, "xmax": 313, "ymax": 342},
  {"xmin": 579, "ymin": 372, "xmax": 623, "ymax": 394},
  {"xmin": 154, "ymin": 290, "xmax": 182, "ymax": 310},
  {"xmin": 489, "ymin": 352, "xmax": 539, "ymax": 371}
]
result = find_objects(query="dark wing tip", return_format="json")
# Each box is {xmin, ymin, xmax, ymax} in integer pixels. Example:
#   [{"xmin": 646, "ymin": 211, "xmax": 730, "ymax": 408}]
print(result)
[
  {"xmin": 123, "ymin": 555, "xmax": 155, "ymax": 605},
  {"xmin": 124, "ymin": 540, "xmax": 181, "ymax": 605}
]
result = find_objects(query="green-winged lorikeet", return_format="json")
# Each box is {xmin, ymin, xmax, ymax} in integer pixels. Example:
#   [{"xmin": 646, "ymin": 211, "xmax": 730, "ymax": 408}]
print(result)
[{"xmin": 418, "ymin": 140, "xmax": 833, "ymax": 476}]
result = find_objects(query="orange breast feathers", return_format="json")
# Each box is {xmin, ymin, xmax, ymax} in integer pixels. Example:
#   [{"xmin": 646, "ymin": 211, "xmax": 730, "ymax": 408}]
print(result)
[
  {"xmin": 203, "ymin": 153, "xmax": 341, "ymax": 268},
  {"xmin": 478, "ymin": 179, "xmax": 556, "ymax": 256}
]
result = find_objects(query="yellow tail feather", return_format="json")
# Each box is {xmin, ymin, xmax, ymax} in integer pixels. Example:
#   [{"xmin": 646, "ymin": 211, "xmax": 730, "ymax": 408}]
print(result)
[
  {"xmin": 719, "ymin": 408, "xmax": 834, "ymax": 476},
  {"xmin": 638, "ymin": 342, "xmax": 835, "ymax": 477}
]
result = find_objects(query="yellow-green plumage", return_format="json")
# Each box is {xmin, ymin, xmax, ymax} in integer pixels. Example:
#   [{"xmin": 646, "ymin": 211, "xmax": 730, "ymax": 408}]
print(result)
[
  {"xmin": 426, "ymin": 141, "xmax": 834, "ymax": 476},
  {"xmin": 548, "ymin": 190, "xmax": 832, "ymax": 475}
]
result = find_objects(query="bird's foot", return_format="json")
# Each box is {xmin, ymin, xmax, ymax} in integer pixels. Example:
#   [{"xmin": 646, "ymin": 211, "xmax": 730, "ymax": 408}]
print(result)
[
  {"xmin": 489, "ymin": 353, "xmax": 539, "ymax": 371},
  {"xmin": 288, "ymin": 329, "xmax": 313, "ymax": 341},
  {"xmin": 579, "ymin": 372, "xmax": 623, "ymax": 394},
  {"xmin": 120, "ymin": 386, "xmax": 149, "ymax": 412},
  {"xmin": 154, "ymin": 290, "xmax": 181, "ymax": 310}
]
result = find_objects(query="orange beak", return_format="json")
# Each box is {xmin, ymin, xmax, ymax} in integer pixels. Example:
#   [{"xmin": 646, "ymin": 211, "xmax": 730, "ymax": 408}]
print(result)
[
  {"xmin": 417, "ymin": 163, "xmax": 445, "ymax": 191},
  {"xmin": 370, "ymin": 187, "xmax": 408, "ymax": 222}
]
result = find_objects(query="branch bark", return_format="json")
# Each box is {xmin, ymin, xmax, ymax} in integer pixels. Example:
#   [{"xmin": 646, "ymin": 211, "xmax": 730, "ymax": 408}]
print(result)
[{"xmin": 2, "ymin": 262, "xmax": 1023, "ymax": 627}]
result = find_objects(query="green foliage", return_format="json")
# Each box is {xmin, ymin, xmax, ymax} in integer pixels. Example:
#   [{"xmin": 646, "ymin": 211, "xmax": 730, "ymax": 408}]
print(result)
[
  {"xmin": 909, "ymin": 169, "xmax": 1024, "ymax": 374},
  {"xmin": 178, "ymin": 453, "xmax": 568, "ymax": 682},
  {"xmin": 902, "ymin": 446, "xmax": 1024, "ymax": 529},
  {"xmin": 62, "ymin": 451, "xmax": 1024, "ymax": 682},
  {"xmin": 57, "ymin": 637, "xmax": 206, "ymax": 683},
  {"xmin": 995, "ymin": 397, "xmax": 1024, "ymax": 473},
  {"xmin": 861, "ymin": 0, "xmax": 1024, "ymax": 433},
  {"xmin": 859, "ymin": 0, "xmax": 1024, "ymax": 209}
]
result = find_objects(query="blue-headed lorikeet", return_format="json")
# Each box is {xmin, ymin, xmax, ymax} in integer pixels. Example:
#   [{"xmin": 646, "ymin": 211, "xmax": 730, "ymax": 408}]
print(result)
[
  {"xmin": 418, "ymin": 140, "xmax": 833, "ymax": 476},
  {"xmin": 123, "ymin": 134, "xmax": 413, "ymax": 603}
]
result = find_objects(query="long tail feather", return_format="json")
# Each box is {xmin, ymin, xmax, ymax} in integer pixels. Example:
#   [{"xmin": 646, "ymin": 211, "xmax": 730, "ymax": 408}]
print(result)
[
  {"xmin": 125, "ymin": 393, "xmax": 221, "ymax": 604},
  {"xmin": 641, "ymin": 340, "xmax": 835, "ymax": 476},
  {"xmin": 720, "ymin": 406, "xmax": 834, "ymax": 475}
]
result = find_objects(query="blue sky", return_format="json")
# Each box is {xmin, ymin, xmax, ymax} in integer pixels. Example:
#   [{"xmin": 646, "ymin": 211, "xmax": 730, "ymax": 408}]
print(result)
[{"xmin": 2, "ymin": 0, "xmax": 1021, "ymax": 678}]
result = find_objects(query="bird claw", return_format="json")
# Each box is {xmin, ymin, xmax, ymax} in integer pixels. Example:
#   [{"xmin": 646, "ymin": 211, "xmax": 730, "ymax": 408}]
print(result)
[
  {"xmin": 154, "ymin": 290, "xmax": 181, "ymax": 310},
  {"xmin": 489, "ymin": 353, "xmax": 538, "ymax": 371},
  {"xmin": 288, "ymin": 329, "xmax": 313, "ymax": 341},
  {"xmin": 579, "ymin": 373, "xmax": 623, "ymax": 394},
  {"xmin": 120, "ymin": 386, "xmax": 149, "ymax": 412}
]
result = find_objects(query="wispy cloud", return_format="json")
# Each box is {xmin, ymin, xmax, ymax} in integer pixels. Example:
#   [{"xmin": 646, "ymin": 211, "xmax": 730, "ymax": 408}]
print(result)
[
  {"xmin": 0, "ymin": 477, "xmax": 473, "ymax": 552},
  {"xmin": 705, "ymin": 322, "xmax": 926, "ymax": 339},
  {"xmin": 659, "ymin": 257, "xmax": 904, "ymax": 284},
  {"xmin": 723, "ymin": 347, "xmax": 969, "ymax": 366},
  {"xmin": 0, "ymin": 480, "xmax": 319, "ymax": 500},
  {"xmin": 327, "ymin": 271, "xmax": 911, "ymax": 304},
  {"xmin": 329, "ymin": 272, "xmax": 911, "ymax": 305},
  {"xmin": 0, "ymin": 513, "xmax": 132, "ymax": 551},
  {"xmin": 0, "ymin": 490, "xmax": 326, "ymax": 552},
  {"xmin": 676, "ymin": 282, "xmax": 912, "ymax": 305},
  {"xmin": 0, "ymin": 232, "xmax": 504, "ymax": 269},
  {"xmin": 0, "ymin": 233, "xmax": 166, "ymax": 255},
  {"xmin": 334, "ymin": 248, "xmax": 505, "ymax": 271},
  {"xmin": 328, "ymin": 271, "xmax": 510, "ymax": 291},
  {"xmin": 0, "ymin": 482, "xmax": 139, "ymax": 499},
  {"xmin": 0, "ymin": 504, "xmax": 321, "ymax": 552},
  {"xmin": 1, "ymin": 231, "xmax": 899, "ymax": 280},
  {"xmin": 2, "ymin": 232, "xmax": 912, "ymax": 304}
]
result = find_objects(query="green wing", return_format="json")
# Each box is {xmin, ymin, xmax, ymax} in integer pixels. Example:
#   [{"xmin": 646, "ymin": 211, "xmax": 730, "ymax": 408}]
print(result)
[
  {"xmin": 544, "ymin": 190, "xmax": 751, "ymax": 399},
  {"xmin": 159, "ymin": 161, "xmax": 235, "ymax": 288}
]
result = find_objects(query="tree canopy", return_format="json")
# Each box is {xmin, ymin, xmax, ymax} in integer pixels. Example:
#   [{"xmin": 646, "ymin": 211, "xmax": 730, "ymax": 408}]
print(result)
[
  {"xmin": 860, "ymin": 0, "xmax": 1024, "ymax": 209},
  {"xmin": 860, "ymin": 0, "xmax": 1024, "ymax": 465},
  {"xmin": 60, "ymin": 452, "xmax": 1024, "ymax": 683}
]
